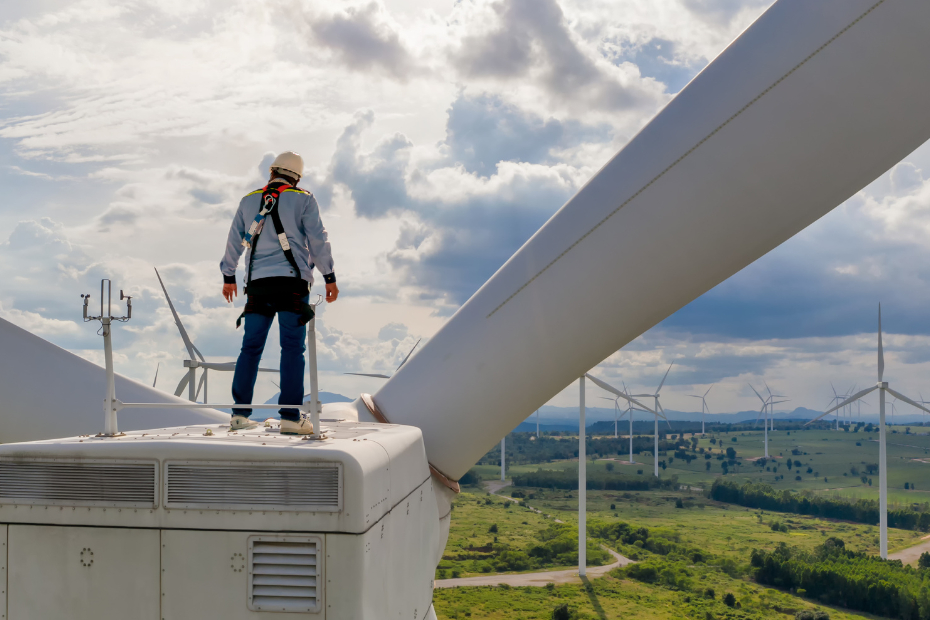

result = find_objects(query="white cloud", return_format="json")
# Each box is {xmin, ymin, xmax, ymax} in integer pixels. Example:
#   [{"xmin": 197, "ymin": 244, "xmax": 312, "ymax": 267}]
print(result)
[{"xmin": 5, "ymin": 0, "xmax": 930, "ymax": 421}]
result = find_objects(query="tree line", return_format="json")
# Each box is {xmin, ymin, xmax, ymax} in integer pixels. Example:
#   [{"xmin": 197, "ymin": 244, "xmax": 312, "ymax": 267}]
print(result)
[
  {"xmin": 751, "ymin": 538, "xmax": 930, "ymax": 619},
  {"xmin": 710, "ymin": 479, "xmax": 930, "ymax": 531},
  {"xmin": 511, "ymin": 467, "xmax": 679, "ymax": 491}
]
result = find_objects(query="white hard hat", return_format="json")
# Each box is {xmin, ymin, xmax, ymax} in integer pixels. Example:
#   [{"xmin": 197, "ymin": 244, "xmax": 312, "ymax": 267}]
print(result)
[{"xmin": 269, "ymin": 151, "xmax": 304, "ymax": 178}]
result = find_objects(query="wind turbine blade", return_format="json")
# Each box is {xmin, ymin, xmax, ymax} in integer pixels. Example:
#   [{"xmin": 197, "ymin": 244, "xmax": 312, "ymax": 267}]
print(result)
[
  {"xmin": 656, "ymin": 363, "xmax": 673, "ymax": 393},
  {"xmin": 344, "ymin": 372, "xmax": 392, "ymax": 379},
  {"xmin": 153, "ymin": 362, "xmax": 160, "ymax": 388},
  {"xmin": 704, "ymin": 384, "xmax": 714, "ymax": 398},
  {"xmin": 155, "ymin": 267, "xmax": 200, "ymax": 362},
  {"xmin": 749, "ymin": 383, "xmax": 765, "ymax": 404},
  {"xmin": 763, "ymin": 379, "xmax": 772, "ymax": 399},
  {"xmin": 396, "ymin": 339, "xmax": 422, "ymax": 371},
  {"xmin": 878, "ymin": 304, "xmax": 884, "ymax": 382},
  {"xmin": 191, "ymin": 343, "xmax": 206, "ymax": 363},
  {"xmin": 687, "ymin": 395, "xmax": 703, "ymax": 399},
  {"xmin": 806, "ymin": 386, "xmax": 878, "ymax": 424},
  {"xmin": 885, "ymin": 388, "xmax": 930, "ymax": 415},
  {"xmin": 174, "ymin": 374, "xmax": 190, "ymax": 397},
  {"xmin": 195, "ymin": 371, "xmax": 206, "ymax": 401},
  {"xmin": 257, "ymin": 367, "xmax": 280, "ymax": 373},
  {"xmin": 585, "ymin": 373, "xmax": 623, "ymax": 397}
]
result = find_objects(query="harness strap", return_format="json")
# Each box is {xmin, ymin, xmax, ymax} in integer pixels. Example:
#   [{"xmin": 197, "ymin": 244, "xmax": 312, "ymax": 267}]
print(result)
[{"xmin": 243, "ymin": 181, "xmax": 304, "ymax": 286}]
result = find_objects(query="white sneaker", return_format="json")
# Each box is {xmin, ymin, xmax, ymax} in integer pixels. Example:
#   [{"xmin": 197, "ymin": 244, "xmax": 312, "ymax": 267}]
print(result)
[
  {"xmin": 230, "ymin": 415, "xmax": 257, "ymax": 430},
  {"xmin": 280, "ymin": 418, "xmax": 314, "ymax": 435}
]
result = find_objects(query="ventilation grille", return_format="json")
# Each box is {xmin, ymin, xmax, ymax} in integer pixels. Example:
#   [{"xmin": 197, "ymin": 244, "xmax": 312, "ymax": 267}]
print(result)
[
  {"xmin": 165, "ymin": 462, "xmax": 341, "ymax": 511},
  {"xmin": 249, "ymin": 536, "xmax": 322, "ymax": 613},
  {"xmin": 0, "ymin": 459, "xmax": 157, "ymax": 507}
]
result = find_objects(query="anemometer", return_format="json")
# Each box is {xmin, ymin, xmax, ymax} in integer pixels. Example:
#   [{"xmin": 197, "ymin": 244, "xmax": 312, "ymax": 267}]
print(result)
[{"xmin": 81, "ymin": 279, "xmax": 132, "ymax": 436}]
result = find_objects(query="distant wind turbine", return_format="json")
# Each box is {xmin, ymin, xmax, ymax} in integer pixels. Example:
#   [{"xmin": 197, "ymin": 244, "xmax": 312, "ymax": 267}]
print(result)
[
  {"xmin": 344, "ymin": 339, "xmax": 421, "ymax": 379},
  {"xmin": 763, "ymin": 381, "xmax": 786, "ymax": 431},
  {"xmin": 807, "ymin": 305, "xmax": 930, "ymax": 559},
  {"xmin": 749, "ymin": 384, "xmax": 773, "ymax": 458},
  {"xmin": 593, "ymin": 365, "xmax": 670, "ymax": 477},
  {"xmin": 156, "ymin": 267, "xmax": 277, "ymax": 403},
  {"xmin": 688, "ymin": 385, "xmax": 713, "ymax": 435}
]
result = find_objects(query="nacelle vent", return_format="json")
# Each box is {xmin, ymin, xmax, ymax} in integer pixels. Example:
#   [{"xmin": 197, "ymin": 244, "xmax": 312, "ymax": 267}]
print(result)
[
  {"xmin": 0, "ymin": 458, "xmax": 158, "ymax": 507},
  {"xmin": 165, "ymin": 461, "xmax": 342, "ymax": 511},
  {"xmin": 248, "ymin": 535, "xmax": 323, "ymax": 613}
]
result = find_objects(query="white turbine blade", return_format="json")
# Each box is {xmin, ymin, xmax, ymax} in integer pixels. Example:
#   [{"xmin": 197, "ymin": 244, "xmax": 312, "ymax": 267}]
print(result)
[
  {"xmin": 344, "ymin": 372, "xmax": 392, "ymax": 379},
  {"xmin": 885, "ymin": 388, "xmax": 930, "ymax": 415},
  {"xmin": 656, "ymin": 363, "xmax": 673, "ymax": 393},
  {"xmin": 704, "ymin": 384, "xmax": 714, "ymax": 398},
  {"xmin": 585, "ymin": 373, "xmax": 624, "ymax": 397},
  {"xmin": 806, "ymin": 385, "xmax": 878, "ymax": 424},
  {"xmin": 155, "ymin": 267, "xmax": 201, "ymax": 362},
  {"xmin": 748, "ymin": 383, "xmax": 765, "ymax": 404},
  {"xmin": 191, "ymin": 343, "xmax": 206, "ymax": 363},
  {"xmin": 152, "ymin": 362, "xmax": 160, "ymax": 388},
  {"xmin": 174, "ymin": 374, "xmax": 190, "ymax": 397},
  {"xmin": 396, "ymin": 339, "xmax": 422, "ymax": 371},
  {"xmin": 763, "ymin": 379, "xmax": 772, "ymax": 399},
  {"xmin": 620, "ymin": 393, "xmax": 657, "ymax": 414},
  {"xmin": 194, "ymin": 371, "xmax": 206, "ymax": 401},
  {"xmin": 878, "ymin": 304, "xmax": 884, "ymax": 382},
  {"xmin": 754, "ymin": 405, "xmax": 764, "ymax": 427},
  {"xmin": 200, "ymin": 361, "xmax": 237, "ymax": 371},
  {"xmin": 257, "ymin": 367, "xmax": 280, "ymax": 373},
  {"xmin": 688, "ymin": 395, "xmax": 703, "ymax": 399}
]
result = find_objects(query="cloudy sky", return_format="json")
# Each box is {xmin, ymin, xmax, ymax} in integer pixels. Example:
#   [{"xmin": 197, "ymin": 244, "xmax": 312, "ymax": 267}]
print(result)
[{"xmin": 2, "ymin": 0, "xmax": 930, "ymax": 419}]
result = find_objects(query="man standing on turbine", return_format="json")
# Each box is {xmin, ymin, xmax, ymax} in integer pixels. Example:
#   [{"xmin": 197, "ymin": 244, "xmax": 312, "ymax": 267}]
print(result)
[{"xmin": 220, "ymin": 151, "xmax": 339, "ymax": 434}]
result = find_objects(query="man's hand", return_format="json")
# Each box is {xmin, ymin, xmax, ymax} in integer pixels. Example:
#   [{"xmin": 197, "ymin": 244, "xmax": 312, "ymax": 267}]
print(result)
[
  {"xmin": 223, "ymin": 283, "xmax": 238, "ymax": 303},
  {"xmin": 325, "ymin": 282, "xmax": 339, "ymax": 303}
]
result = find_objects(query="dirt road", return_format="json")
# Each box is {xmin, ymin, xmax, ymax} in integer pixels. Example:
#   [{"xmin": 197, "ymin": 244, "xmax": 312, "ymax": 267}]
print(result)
[
  {"xmin": 888, "ymin": 534, "xmax": 930, "ymax": 566},
  {"xmin": 434, "ymin": 546, "xmax": 633, "ymax": 588}
]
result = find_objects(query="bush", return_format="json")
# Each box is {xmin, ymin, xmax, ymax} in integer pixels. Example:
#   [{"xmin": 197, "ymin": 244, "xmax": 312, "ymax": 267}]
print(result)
[
  {"xmin": 704, "ymin": 588, "xmax": 715, "ymax": 599},
  {"xmin": 795, "ymin": 610, "xmax": 830, "ymax": 620},
  {"xmin": 552, "ymin": 603, "xmax": 574, "ymax": 620},
  {"xmin": 723, "ymin": 593, "xmax": 736, "ymax": 608},
  {"xmin": 488, "ymin": 523, "xmax": 498, "ymax": 533},
  {"xmin": 919, "ymin": 551, "xmax": 930, "ymax": 569}
]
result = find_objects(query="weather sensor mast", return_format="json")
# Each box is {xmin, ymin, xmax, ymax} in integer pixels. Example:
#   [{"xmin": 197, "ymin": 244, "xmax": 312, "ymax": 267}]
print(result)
[{"xmin": 82, "ymin": 279, "xmax": 132, "ymax": 436}]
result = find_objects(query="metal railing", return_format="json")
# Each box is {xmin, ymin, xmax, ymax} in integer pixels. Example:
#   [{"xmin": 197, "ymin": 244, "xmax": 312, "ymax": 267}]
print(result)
[{"xmin": 84, "ymin": 280, "xmax": 324, "ymax": 438}]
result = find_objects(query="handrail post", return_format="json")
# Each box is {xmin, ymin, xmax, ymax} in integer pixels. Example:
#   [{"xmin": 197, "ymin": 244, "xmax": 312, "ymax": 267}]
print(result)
[{"xmin": 308, "ymin": 304, "xmax": 320, "ymax": 436}]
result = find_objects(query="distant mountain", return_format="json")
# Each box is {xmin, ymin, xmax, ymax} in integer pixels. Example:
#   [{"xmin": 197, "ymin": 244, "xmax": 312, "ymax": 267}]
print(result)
[{"xmin": 517, "ymin": 404, "xmax": 929, "ymax": 428}]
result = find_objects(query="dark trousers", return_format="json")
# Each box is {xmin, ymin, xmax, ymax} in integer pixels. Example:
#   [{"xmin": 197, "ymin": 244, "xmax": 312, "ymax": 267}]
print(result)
[{"xmin": 231, "ymin": 295, "xmax": 308, "ymax": 422}]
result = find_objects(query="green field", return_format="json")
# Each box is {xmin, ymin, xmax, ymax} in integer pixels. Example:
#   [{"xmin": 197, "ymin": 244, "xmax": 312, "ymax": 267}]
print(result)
[
  {"xmin": 434, "ymin": 426, "xmax": 930, "ymax": 620},
  {"xmin": 434, "ymin": 574, "xmax": 883, "ymax": 620},
  {"xmin": 480, "ymin": 427, "xmax": 930, "ymax": 508}
]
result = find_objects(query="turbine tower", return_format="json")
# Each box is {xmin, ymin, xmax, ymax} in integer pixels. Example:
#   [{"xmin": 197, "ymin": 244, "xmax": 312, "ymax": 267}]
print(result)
[
  {"xmin": 808, "ymin": 305, "xmax": 930, "ymax": 559},
  {"xmin": 688, "ymin": 385, "xmax": 713, "ymax": 435},
  {"xmin": 629, "ymin": 364, "xmax": 673, "ymax": 477}
]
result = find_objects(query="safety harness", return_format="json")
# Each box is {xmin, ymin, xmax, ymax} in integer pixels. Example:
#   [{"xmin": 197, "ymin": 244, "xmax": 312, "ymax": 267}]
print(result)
[
  {"xmin": 237, "ymin": 181, "xmax": 315, "ymax": 328},
  {"xmin": 242, "ymin": 181, "xmax": 303, "ymax": 284}
]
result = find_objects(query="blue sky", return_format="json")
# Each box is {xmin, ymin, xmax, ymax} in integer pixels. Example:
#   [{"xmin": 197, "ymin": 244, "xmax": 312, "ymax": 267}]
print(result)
[{"xmin": 2, "ymin": 0, "xmax": 929, "ymax": 417}]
